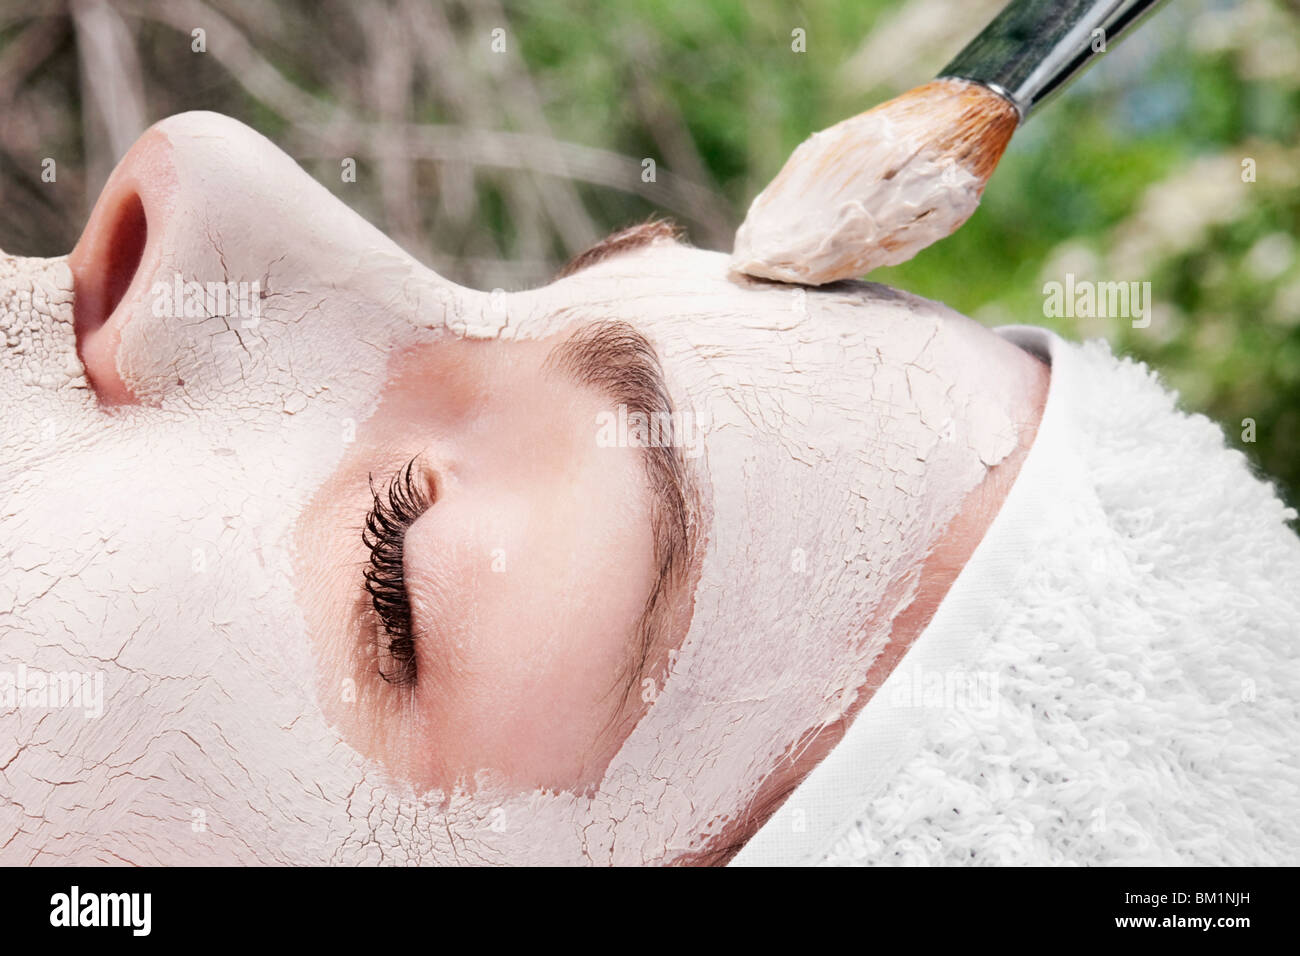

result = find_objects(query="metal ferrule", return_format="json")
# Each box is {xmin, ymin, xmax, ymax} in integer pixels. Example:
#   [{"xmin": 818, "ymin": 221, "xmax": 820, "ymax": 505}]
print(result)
[{"xmin": 938, "ymin": 0, "xmax": 1166, "ymax": 121}]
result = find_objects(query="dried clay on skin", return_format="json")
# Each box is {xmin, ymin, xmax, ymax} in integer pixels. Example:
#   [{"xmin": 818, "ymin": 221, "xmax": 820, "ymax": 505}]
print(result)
[{"xmin": 1, "ymin": 112, "xmax": 1037, "ymax": 864}]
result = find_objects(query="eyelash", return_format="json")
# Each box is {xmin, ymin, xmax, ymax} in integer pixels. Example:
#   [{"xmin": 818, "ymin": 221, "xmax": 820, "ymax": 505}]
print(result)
[{"xmin": 362, "ymin": 457, "xmax": 431, "ymax": 687}]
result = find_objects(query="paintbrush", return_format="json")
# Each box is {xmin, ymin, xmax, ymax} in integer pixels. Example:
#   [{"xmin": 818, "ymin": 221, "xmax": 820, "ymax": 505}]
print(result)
[{"xmin": 730, "ymin": 0, "xmax": 1167, "ymax": 285}]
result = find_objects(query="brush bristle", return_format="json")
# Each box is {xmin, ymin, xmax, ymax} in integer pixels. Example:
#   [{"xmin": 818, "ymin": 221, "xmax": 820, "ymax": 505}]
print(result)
[
  {"xmin": 731, "ymin": 78, "xmax": 1020, "ymax": 285},
  {"xmin": 894, "ymin": 79, "xmax": 1019, "ymax": 180}
]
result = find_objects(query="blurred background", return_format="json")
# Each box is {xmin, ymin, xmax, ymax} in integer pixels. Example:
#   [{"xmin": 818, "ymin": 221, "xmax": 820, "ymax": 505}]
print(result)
[{"xmin": 1, "ymin": 0, "xmax": 1298, "ymax": 506}]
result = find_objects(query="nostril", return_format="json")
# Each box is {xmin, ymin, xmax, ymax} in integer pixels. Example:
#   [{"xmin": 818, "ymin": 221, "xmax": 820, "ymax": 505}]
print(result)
[
  {"xmin": 70, "ymin": 184, "xmax": 152, "ymax": 405},
  {"xmin": 101, "ymin": 191, "xmax": 147, "ymax": 327},
  {"xmin": 69, "ymin": 123, "xmax": 176, "ymax": 405},
  {"xmin": 74, "ymin": 190, "xmax": 147, "ymax": 343}
]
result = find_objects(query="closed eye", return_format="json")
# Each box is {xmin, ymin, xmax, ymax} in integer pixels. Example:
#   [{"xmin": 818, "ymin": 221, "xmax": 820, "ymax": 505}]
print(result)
[{"xmin": 361, "ymin": 456, "xmax": 431, "ymax": 686}]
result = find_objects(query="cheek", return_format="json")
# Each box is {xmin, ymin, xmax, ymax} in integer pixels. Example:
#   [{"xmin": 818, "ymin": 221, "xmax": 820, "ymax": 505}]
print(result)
[{"xmin": 404, "ymin": 449, "xmax": 657, "ymax": 789}]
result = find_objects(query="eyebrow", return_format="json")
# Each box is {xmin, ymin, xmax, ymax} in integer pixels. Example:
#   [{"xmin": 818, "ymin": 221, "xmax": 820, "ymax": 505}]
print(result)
[
  {"xmin": 555, "ymin": 219, "xmax": 684, "ymax": 279},
  {"xmin": 544, "ymin": 319, "xmax": 698, "ymax": 705}
]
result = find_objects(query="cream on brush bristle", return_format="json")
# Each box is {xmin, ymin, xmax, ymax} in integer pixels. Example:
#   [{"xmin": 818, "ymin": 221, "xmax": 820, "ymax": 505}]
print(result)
[{"xmin": 730, "ymin": 78, "xmax": 1019, "ymax": 285}]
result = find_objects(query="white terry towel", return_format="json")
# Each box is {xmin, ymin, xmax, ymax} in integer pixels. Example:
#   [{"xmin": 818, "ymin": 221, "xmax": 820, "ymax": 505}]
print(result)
[{"xmin": 732, "ymin": 326, "xmax": 1300, "ymax": 866}]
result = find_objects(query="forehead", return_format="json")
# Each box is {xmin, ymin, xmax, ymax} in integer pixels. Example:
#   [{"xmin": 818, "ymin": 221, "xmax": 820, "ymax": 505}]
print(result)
[
  {"xmin": 524, "ymin": 237, "xmax": 920, "ymax": 348},
  {"xmin": 529, "ymin": 240, "xmax": 789, "ymax": 322}
]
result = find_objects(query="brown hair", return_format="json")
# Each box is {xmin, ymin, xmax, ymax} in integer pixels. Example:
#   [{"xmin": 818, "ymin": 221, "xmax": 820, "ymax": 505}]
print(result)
[{"xmin": 555, "ymin": 218, "xmax": 684, "ymax": 279}]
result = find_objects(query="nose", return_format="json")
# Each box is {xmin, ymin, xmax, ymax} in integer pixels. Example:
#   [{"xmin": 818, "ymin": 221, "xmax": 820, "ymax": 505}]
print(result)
[
  {"xmin": 68, "ymin": 111, "xmax": 476, "ymax": 407},
  {"xmin": 68, "ymin": 126, "xmax": 176, "ymax": 404}
]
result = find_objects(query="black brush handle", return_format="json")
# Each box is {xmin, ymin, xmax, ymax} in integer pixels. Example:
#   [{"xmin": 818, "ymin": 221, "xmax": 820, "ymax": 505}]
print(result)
[{"xmin": 939, "ymin": 0, "xmax": 1167, "ymax": 120}]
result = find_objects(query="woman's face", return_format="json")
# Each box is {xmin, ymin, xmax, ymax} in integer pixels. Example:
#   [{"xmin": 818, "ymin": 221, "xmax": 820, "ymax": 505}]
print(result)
[{"xmin": 1, "ymin": 112, "xmax": 1045, "ymax": 863}]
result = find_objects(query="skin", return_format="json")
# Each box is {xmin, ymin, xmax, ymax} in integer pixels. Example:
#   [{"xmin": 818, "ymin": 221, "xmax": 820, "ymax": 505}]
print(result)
[
  {"xmin": 297, "ymin": 334, "xmax": 662, "ymax": 793},
  {"xmin": 0, "ymin": 112, "xmax": 1047, "ymax": 864}
]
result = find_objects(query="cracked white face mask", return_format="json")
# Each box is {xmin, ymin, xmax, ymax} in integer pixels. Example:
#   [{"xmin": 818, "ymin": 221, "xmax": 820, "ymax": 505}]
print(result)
[{"xmin": 0, "ymin": 112, "xmax": 1047, "ymax": 864}]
